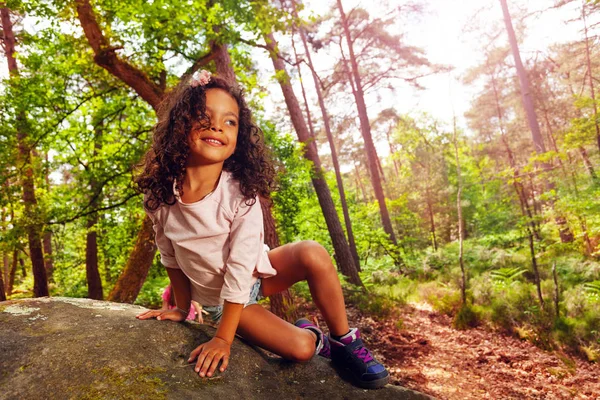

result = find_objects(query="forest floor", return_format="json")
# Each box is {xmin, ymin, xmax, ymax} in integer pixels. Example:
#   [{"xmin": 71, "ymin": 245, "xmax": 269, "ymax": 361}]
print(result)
[{"xmin": 296, "ymin": 299, "xmax": 600, "ymax": 400}]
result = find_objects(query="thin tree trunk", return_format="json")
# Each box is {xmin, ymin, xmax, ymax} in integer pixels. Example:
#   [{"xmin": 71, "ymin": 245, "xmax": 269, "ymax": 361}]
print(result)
[
  {"xmin": 265, "ymin": 32, "xmax": 362, "ymax": 286},
  {"xmin": 42, "ymin": 153, "xmax": 55, "ymax": 281},
  {"xmin": 337, "ymin": 0, "xmax": 397, "ymax": 246},
  {"xmin": 354, "ymin": 159, "xmax": 368, "ymax": 203},
  {"xmin": 8, "ymin": 250, "xmax": 18, "ymax": 296},
  {"xmin": 527, "ymin": 229, "xmax": 544, "ymax": 306},
  {"xmin": 0, "ymin": 255, "xmax": 6, "ymax": 301},
  {"xmin": 552, "ymin": 262, "xmax": 559, "ymax": 318},
  {"xmin": 86, "ymin": 122, "xmax": 104, "ymax": 300},
  {"xmin": 500, "ymin": 0, "xmax": 574, "ymax": 243},
  {"xmin": 43, "ymin": 231, "xmax": 54, "ymax": 281},
  {"xmin": 489, "ymin": 65, "xmax": 544, "ymax": 303},
  {"xmin": 386, "ymin": 129, "xmax": 400, "ymax": 176},
  {"xmin": 453, "ymin": 118, "xmax": 467, "ymax": 306},
  {"xmin": 2, "ymin": 7, "xmax": 49, "ymax": 297},
  {"xmin": 426, "ymin": 197, "xmax": 438, "ymax": 251},
  {"xmin": 86, "ymin": 214, "xmax": 103, "ymax": 299},
  {"xmin": 582, "ymin": 2, "xmax": 600, "ymax": 153},
  {"xmin": 292, "ymin": 7, "xmax": 361, "ymax": 272}
]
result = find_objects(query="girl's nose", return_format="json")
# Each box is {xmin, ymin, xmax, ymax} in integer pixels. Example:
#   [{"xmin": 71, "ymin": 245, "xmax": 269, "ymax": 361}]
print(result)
[{"xmin": 210, "ymin": 124, "xmax": 223, "ymax": 132}]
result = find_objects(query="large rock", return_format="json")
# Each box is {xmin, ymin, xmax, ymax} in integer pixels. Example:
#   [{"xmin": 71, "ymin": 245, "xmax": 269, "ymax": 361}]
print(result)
[{"xmin": 0, "ymin": 298, "xmax": 432, "ymax": 399}]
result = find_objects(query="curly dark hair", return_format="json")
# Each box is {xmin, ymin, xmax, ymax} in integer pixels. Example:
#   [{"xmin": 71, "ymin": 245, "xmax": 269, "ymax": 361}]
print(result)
[{"xmin": 136, "ymin": 74, "xmax": 276, "ymax": 212}]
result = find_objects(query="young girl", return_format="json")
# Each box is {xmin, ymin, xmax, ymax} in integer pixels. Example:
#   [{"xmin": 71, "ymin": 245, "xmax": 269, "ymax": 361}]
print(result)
[{"xmin": 135, "ymin": 70, "xmax": 389, "ymax": 389}]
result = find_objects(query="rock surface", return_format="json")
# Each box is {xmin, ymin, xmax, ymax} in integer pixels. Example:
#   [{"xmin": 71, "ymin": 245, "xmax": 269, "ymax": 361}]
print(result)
[{"xmin": 0, "ymin": 297, "xmax": 432, "ymax": 400}]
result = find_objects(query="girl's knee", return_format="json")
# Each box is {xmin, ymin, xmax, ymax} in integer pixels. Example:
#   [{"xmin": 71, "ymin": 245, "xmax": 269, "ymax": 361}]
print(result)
[
  {"xmin": 288, "ymin": 332, "xmax": 316, "ymax": 363},
  {"xmin": 295, "ymin": 240, "xmax": 332, "ymax": 271}
]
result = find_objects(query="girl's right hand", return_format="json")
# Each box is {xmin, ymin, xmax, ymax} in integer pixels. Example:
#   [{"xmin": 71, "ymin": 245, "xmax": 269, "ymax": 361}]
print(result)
[{"xmin": 136, "ymin": 308, "xmax": 186, "ymax": 322}]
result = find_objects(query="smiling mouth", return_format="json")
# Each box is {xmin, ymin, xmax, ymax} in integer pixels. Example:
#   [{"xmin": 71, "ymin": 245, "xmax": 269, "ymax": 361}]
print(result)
[{"xmin": 202, "ymin": 137, "xmax": 225, "ymax": 146}]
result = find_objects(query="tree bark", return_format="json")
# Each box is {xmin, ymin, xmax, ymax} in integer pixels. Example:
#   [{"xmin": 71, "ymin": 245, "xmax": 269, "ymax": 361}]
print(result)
[
  {"xmin": 292, "ymin": 8, "xmax": 361, "ymax": 272},
  {"xmin": 453, "ymin": 119, "xmax": 467, "ymax": 306},
  {"xmin": 86, "ymin": 213, "xmax": 103, "ymax": 300},
  {"xmin": 8, "ymin": 250, "xmax": 18, "ymax": 296},
  {"xmin": 337, "ymin": 0, "xmax": 397, "ymax": 246},
  {"xmin": 2, "ymin": 7, "xmax": 49, "ymax": 297},
  {"xmin": 0, "ymin": 255, "xmax": 6, "ymax": 301},
  {"xmin": 264, "ymin": 32, "xmax": 362, "ymax": 286},
  {"xmin": 42, "ymin": 231, "xmax": 54, "ymax": 281},
  {"xmin": 108, "ymin": 216, "xmax": 157, "ymax": 303},
  {"xmin": 86, "ymin": 123, "xmax": 104, "ymax": 300},
  {"xmin": 75, "ymin": 0, "xmax": 163, "ymax": 110}
]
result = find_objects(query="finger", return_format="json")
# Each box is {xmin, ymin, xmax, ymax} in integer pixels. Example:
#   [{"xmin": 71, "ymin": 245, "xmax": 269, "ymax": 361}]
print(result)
[
  {"xmin": 195, "ymin": 350, "xmax": 209, "ymax": 373},
  {"xmin": 199, "ymin": 352, "xmax": 215, "ymax": 377},
  {"xmin": 137, "ymin": 310, "xmax": 160, "ymax": 320},
  {"xmin": 206, "ymin": 354, "xmax": 223, "ymax": 377},
  {"xmin": 219, "ymin": 355, "xmax": 229, "ymax": 373},
  {"xmin": 188, "ymin": 345, "xmax": 204, "ymax": 363}
]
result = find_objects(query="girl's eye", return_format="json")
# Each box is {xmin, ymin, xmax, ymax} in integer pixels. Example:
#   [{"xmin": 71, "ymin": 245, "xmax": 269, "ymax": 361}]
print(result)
[{"xmin": 226, "ymin": 120, "xmax": 237, "ymax": 126}]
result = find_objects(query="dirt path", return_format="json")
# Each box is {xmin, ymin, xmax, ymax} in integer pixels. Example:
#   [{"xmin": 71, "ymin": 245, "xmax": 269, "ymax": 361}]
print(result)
[{"xmin": 297, "ymin": 301, "xmax": 599, "ymax": 399}]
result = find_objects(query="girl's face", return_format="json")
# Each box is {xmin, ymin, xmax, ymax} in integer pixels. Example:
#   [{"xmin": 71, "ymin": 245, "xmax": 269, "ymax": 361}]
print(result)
[{"xmin": 187, "ymin": 88, "xmax": 239, "ymax": 166}]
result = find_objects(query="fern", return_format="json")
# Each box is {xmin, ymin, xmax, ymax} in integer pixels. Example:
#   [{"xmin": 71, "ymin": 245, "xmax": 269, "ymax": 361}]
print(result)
[
  {"xmin": 583, "ymin": 281, "xmax": 600, "ymax": 301},
  {"xmin": 490, "ymin": 267, "xmax": 527, "ymax": 288}
]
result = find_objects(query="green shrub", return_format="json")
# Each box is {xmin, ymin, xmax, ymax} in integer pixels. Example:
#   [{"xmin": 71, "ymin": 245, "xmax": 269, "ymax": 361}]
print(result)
[
  {"xmin": 453, "ymin": 304, "xmax": 480, "ymax": 330},
  {"xmin": 418, "ymin": 281, "xmax": 462, "ymax": 316}
]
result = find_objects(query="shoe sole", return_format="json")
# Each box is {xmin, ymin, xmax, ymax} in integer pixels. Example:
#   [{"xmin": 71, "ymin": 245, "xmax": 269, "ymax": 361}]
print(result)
[
  {"xmin": 356, "ymin": 373, "xmax": 390, "ymax": 389},
  {"xmin": 333, "ymin": 360, "xmax": 390, "ymax": 389}
]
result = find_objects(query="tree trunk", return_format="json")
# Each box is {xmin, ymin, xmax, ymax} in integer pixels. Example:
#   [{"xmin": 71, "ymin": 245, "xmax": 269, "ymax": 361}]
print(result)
[
  {"xmin": 8, "ymin": 250, "xmax": 18, "ymax": 296},
  {"xmin": 86, "ymin": 214, "xmax": 103, "ymax": 299},
  {"xmin": 426, "ymin": 197, "xmax": 438, "ymax": 251},
  {"xmin": 86, "ymin": 123, "xmax": 104, "ymax": 300},
  {"xmin": 108, "ymin": 216, "xmax": 157, "ymax": 303},
  {"xmin": 386, "ymin": 129, "xmax": 400, "ymax": 177},
  {"xmin": 2, "ymin": 7, "xmax": 49, "ymax": 297},
  {"xmin": 581, "ymin": 3, "xmax": 600, "ymax": 153},
  {"xmin": 527, "ymin": 227, "xmax": 544, "ymax": 306},
  {"xmin": 292, "ymin": 8, "xmax": 361, "ymax": 272},
  {"xmin": 500, "ymin": 0, "xmax": 574, "ymax": 243},
  {"xmin": 0, "ymin": 255, "xmax": 6, "ymax": 301},
  {"xmin": 265, "ymin": 32, "xmax": 362, "ymax": 286},
  {"xmin": 354, "ymin": 160, "xmax": 368, "ymax": 202},
  {"xmin": 337, "ymin": 0, "xmax": 397, "ymax": 246},
  {"xmin": 43, "ymin": 231, "xmax": 54, "ymax": 281},
  {"xmin": 41, "ymin": 151, "xmax": 55, "ymax": 282},
  {"xmin": 490, "ymin": 66, "xmax": 544, "ymax": 301},
  {"xmin": 453, "ymin": 119, "xmax": 467, "ymax": 306}
]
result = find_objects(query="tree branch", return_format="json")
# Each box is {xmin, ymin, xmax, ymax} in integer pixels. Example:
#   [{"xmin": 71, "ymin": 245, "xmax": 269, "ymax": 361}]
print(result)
[
  {"xmin": 74, "ymin": 0, "xmax": 164, "ymax": 110},
  {"xmin": 48, "ymin": 192, "xmax": 139, "ymax": 225}
]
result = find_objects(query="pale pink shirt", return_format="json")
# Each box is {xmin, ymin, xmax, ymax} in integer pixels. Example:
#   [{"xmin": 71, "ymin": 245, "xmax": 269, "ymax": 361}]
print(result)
[{"xmin": 146, "ymin": 171, "xmax": 277, "ymax": 306}]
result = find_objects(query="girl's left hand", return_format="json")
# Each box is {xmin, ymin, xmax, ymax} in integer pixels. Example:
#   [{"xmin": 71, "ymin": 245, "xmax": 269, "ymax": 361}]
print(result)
[{"xmin": 188, "ymin": 337, "xmax": 231, "ymax": 377}]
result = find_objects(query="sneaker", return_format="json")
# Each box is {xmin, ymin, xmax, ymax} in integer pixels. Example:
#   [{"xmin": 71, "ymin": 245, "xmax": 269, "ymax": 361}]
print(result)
[
  {"xmin": 330, "ymin": 328, "xmax": 390, "ymax": 389},
  {"xmin": 294, "ymin": 318, "xmax": 331, "ymax": 359}
]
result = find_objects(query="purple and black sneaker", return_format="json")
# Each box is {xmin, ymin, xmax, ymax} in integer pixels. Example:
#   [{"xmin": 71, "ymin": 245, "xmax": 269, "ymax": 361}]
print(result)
[
  {"xmin": 330, "ymin": 328, "xmax": 390, "ymax": 389},
  {"xmin": 294, "ymin": 318, "xmax": 331, "ymax": 359}
]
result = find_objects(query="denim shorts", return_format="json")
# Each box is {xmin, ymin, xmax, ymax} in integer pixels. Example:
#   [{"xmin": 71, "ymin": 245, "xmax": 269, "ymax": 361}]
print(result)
[{"xmin": 202, "ymin": 278, "xmax": 263, "ymax": 324}]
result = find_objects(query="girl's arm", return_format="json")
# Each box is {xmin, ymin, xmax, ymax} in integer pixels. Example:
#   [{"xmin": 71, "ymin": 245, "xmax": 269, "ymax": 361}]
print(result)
[
  {"xmin": 166, "ymin": 268, "xmax": 192, "ymax": 317},
  {"xmin": 188, "ymin": 300, "xmax": 243, "ymax": 377},
  {"xmin": 136, "ymin": 267, "xmax": 191, "ymax": 322}
]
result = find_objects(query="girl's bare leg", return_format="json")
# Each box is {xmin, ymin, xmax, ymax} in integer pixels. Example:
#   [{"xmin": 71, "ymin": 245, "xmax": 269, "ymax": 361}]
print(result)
[
  {"xmin": 236, "ymin": 241, "xmax": 350, "ymax": 359},
  {"xmin": 262, "ymin": 240, "xmax": 349, "ymax": 336}
]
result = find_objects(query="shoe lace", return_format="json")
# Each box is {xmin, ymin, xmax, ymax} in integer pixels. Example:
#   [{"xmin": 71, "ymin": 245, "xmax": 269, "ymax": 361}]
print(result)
[{"xmin": 353, "ymin": 345, "xmax": 373, "ymax": 363}]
